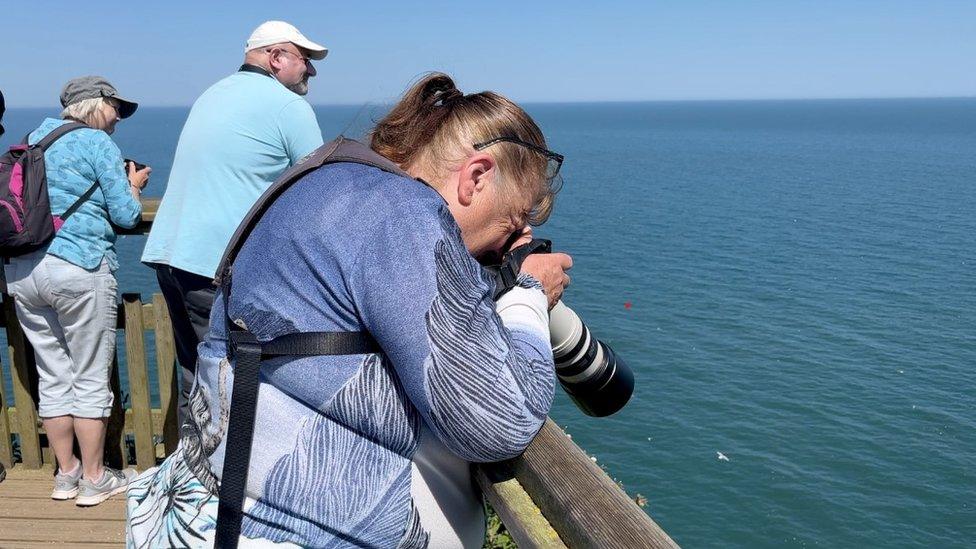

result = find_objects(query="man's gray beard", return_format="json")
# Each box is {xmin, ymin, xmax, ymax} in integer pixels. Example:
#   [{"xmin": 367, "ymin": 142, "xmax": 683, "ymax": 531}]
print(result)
[{"xmin": 287, "ymin": 79, "xmax": 309, "ymax": 96}]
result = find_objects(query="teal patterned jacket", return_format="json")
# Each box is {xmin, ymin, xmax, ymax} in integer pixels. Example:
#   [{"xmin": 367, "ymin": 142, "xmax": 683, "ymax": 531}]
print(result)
[{"xmin": 28, "ymin": 118, "xmax": 141, "ymax": 270}]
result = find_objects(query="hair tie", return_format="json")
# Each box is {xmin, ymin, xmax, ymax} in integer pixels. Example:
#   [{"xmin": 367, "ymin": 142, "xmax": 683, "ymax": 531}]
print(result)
[{"xmin": 432, "ymin": 87, "xmax": 463, "ymax": 107}]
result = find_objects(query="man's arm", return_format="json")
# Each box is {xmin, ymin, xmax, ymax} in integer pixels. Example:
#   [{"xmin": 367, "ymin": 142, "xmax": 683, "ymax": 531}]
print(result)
[{"xmin": 278, "ymin": 99, "xmax": 324, "ymax": 164}]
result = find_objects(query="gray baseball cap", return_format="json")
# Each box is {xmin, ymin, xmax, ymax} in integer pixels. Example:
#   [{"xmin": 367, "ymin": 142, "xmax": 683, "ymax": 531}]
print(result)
[{"xmin": 60, "ymin": 76, "xmax": 138, "ymax": 119}]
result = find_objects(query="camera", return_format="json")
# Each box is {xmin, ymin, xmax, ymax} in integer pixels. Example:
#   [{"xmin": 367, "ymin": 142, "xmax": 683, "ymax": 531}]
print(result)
[
  {"xmin": 123, "ymin": 158, "xmax": 147, "ymax": 172},
  {"xmin": 490, "ymin": 239, "xmax": 635, "ymax": 417}
]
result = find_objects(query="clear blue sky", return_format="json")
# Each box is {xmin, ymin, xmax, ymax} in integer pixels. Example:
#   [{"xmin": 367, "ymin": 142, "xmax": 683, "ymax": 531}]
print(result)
[{"xmin": 2, "ymin": 0, "xmax": 973, "ymax": 107}]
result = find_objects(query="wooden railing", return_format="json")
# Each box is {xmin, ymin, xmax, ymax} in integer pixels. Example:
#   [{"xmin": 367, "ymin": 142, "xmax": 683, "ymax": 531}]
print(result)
[
  {"xmin": 476, "ymin": 421, "xmax": 679, "ymax": 548},
  {"xmin": 0, "ymin": 198, "xmax": 679, "ymax": 547},
  {"xmin": 0, "ymin": 293, "xmax": 178, "ymax": 471}
]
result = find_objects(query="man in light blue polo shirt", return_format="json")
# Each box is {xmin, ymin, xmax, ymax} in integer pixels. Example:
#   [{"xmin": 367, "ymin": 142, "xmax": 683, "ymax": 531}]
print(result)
[{"xmin": 142, "ymin": 21, "xmax": 327, "ymax": 418}]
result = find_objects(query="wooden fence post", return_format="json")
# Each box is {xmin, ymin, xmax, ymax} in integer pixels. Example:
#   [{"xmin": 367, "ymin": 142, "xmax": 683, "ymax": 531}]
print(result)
[
  {"xmin": 152, "ymin": 293, "xmax": 179, "ymax": 454},
  {"xmin": 104, "ymin": 354, "xmax": 127, "ymax": 469},
  {"xmin": 0, "ymin": 350, "xmax": 14, "ymax": 468},
  {"xmin": 3, "ymin": 295, "xmax": 42, "ymax": 468},
  {"xmin": 123, "ymin": 294, "xmax": 155, "ymax": 470}
]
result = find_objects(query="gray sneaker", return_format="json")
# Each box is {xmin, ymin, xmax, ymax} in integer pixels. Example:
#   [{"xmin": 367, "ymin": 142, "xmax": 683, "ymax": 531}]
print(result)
[
  {"xmin": 76, "ymin": 467, "xmax": 137, "ymax": 506},
  {"xmin": 51, "ymin": 464, "xmax": 83, "ymax": 500}
]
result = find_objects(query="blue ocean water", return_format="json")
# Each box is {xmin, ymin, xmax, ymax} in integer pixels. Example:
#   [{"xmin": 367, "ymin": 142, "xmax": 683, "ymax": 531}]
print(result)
[{"xmin": 2, "ymin": 98, "xmax": 974, "ymax": 547}]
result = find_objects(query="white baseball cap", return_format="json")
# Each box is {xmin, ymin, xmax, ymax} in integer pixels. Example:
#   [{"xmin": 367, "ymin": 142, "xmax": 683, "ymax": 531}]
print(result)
[{"xmin": 245, "ymin": 21, "xmax": 328, "ymax": 60}]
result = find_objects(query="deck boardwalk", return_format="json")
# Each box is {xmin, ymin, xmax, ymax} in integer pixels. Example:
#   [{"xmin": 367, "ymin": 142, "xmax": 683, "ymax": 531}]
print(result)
[{"xmin": 0, "ymin": 467, "xmax": 125, "ymax": 548}]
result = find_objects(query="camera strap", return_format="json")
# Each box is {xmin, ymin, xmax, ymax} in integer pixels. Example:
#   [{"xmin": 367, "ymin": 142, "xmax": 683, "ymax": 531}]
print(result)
[{"xmin": 492, "ymin": 238, "xmax": 552, "ymax": 300}]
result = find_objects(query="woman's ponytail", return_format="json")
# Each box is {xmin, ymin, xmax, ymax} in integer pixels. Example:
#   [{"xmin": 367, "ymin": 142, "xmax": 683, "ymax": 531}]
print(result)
[
  {"xmin": 370, "ymin": 73, "xmax": 462, "ymax": 169},
  {"xmin": 371, "ymin": 72, "xmax": 559, "ymax": 225}
]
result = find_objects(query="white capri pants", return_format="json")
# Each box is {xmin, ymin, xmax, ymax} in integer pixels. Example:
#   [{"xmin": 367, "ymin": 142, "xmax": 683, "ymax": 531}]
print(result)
[{"xmin": 4, "ymin": 250, "xmax": 118, "ymax": 418}]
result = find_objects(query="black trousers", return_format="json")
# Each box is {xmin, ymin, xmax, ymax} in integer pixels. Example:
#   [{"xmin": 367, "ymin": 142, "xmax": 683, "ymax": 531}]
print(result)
[{"xmin": 150, "ymin": 264, "xmax": 216, "ymax": 421}]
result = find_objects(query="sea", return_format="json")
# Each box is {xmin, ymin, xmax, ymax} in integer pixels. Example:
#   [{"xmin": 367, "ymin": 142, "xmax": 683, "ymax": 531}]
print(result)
[{"xmin": 1, "ymin": 98, "xmax": 974, "ymax": 548}]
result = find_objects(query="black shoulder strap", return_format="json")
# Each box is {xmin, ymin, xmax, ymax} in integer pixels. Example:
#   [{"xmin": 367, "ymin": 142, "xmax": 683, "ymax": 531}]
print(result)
[
  {"xmin": 213, "ymin": 136, "xmax": 392, "ymax": 548},
  {"xmin": 33, "ymin": 122, "xmax": 88, "ymax": 150},
  {"xmin": 28, "ymin": 122, "xmax": 96, "ymax": 225},
  {"xmin": 214, "ymin": 136, "xmax": 411, "ymax": 286},
  {"xmin": 59, "ymin": 180, "xmax": 100, "ymax": 222},
  {"xmin": 214, "ymin": 328, "xmax": 379, "ymax": 549}
]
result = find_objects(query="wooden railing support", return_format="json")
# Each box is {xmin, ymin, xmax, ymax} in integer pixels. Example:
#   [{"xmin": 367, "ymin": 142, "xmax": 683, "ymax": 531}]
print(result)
[
  {"xmin": 1, "ymin": 288, "xmax": 178, "ymax": 471},
  {"xmin": 104, "ymin": 355, "xmax": 128, "ymax": 469},
  {"xmin": 0, "ymin": 343, "xmax": 14, "ymax": 468},
  {"xmin": 152, "ymin": 293, "xmax": 179, "ymax": 454},
  {"xmin": 3, "ymin": 295, "xmax": 42, "ymax": 468},
  {"xmin": 123, "ymin": 294, "xmax": 155, "ymax": 470},
  {"xmin": 475, "ymin": 462, "xmax": 567, "ymax": 548}
]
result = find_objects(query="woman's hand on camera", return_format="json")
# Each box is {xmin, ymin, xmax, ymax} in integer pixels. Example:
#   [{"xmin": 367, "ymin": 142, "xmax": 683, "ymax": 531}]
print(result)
[
  {"xmin": 127, "ymin": 161, "xmax": 152, "ymax": 191},
  {"xmin": 522, "ymin": 251, "xmax": 573, "ymax": 309},
  {"xmin": 506, "ymin": 226, "xmax": 535, "ymax": 251}
]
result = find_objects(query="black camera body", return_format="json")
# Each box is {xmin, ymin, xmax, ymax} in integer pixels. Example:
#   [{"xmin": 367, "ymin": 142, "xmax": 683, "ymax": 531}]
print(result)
[
  {"xmin": 123, "ymin": 158, "xmax": 147, "ymax": 172},
  {"xmin": 489, "ymin": 239, "xmax": 635, "ymax": 417}
]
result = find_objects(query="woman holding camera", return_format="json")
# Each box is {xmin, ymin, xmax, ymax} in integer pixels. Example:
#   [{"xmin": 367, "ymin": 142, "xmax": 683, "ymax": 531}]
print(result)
[
  {"xmin": 127, "ymin": 73, "xmax": 571, "ymax": 548},
  {"xmin": 4, "ymin": 76, "xmax": 150, "ymax": 505}
]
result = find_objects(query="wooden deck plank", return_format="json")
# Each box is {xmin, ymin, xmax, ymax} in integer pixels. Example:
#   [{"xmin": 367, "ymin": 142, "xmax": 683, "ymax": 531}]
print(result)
[
  {"xmin": 0, "ymin": 466, "xmax": 126, "ymax": 546},
  {"xmin": 0, "ymin": 500, "xmax": 126, "ymax": 521},
  {"xmin": 0, "ymin": 543, "xmax": 123, "ymax": 548},
  {"xmin": 0, "ymin": 518, "xmax": 124, "ymax": 543}
]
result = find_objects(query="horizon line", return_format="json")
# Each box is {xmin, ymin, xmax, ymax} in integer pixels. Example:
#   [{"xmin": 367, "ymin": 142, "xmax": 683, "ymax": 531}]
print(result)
[{"xmin": 5, "ymin": 95, "xmax": 974, "ymax": 110}]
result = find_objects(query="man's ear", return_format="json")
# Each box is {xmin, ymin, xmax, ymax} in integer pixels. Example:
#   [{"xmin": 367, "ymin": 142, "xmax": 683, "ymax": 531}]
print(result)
[
  {"xmin": 457, "ymin": 153, "xmax": 496, "ymax": 207},
  {"xmin": 266, "ymin": 49, "xmax": 285, "ymax": 73}
]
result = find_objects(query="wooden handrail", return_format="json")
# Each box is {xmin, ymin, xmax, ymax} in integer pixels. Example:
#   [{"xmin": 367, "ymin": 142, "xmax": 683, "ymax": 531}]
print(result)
[
  {"xmin": 1, "ymin": 292, "xmax": 178, "ymax": 471},
  {"xmin": 477, "ymin": 420, "xmax": 680, "ymax": 548},
  {"xmin": 116, "ymin": 197, "xmax": 159, "ymax": 235}
]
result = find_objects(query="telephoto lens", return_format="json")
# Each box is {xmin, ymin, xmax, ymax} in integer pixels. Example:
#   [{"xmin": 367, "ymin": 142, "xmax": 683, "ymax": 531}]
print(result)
[{"xmin": 549, "ymin": 301, "xmax": 634, "ymax": 417}]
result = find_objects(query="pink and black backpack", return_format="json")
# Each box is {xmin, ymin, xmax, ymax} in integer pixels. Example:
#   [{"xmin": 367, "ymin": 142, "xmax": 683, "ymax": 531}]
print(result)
[{"xmin": 0, "ymin": 122, "xmax": 98, "ymax": 257}]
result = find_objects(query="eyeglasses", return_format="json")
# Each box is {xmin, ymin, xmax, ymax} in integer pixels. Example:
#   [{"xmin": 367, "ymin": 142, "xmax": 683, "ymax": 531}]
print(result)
[
  {"xmin": 266, "ymin": 48, "xmax": 310, "ymax": 64},
  {"xmin": 473, "ymin": 136, "xmax": 564, "ymax": 181}
]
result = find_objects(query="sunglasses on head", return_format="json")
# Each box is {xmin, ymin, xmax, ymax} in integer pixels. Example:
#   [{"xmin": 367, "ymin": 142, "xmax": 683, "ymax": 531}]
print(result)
[{"xmin": 473, "ymin": 136, "xmax": 563, "ymax": 181}]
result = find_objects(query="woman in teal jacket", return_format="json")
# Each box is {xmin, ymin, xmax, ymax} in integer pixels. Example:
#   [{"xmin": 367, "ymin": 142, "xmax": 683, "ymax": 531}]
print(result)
[{"xmin": 4, "ymin": 76, "xmax": 151, "ymax": 506}]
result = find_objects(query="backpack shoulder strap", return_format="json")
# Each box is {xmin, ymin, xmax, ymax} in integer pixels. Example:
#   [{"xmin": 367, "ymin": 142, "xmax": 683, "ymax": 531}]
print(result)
[
  {"xmin": 212, "ymin": 138, "xmax": 396, "ymax": 547},
  {"xmin": 33, "ymin": 122, "xmax": 88, "ymax": 150},
  {"xmin": 214, "ymin": 328, "xmax": 379, "ymax": 549},
  {"xmin": 214, "ymin": 136, "xmax": 411, "ymax": 285},
  {"xmin": 13, "ymin": 122, "xmax": 96, "ymax": 229}
]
